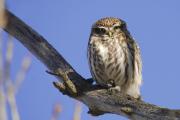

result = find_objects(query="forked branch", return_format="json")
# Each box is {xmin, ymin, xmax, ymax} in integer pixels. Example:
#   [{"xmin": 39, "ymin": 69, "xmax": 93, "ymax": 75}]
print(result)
[{"xmin": 3, "ymin": 9, "xmax": 180, "ymax": 120}]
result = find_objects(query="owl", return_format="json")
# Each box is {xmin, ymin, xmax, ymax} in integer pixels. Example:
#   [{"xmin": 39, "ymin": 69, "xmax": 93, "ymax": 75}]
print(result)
[{"xmin": 87, "ymin": 17, "xmax": 142, "ymax": 98}]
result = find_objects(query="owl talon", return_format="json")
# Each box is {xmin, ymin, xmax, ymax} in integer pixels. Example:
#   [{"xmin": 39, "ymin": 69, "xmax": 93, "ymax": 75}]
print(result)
[
  {"xmin": 121, "ymin": 107, "xmax": 133, "ymax": 115},
  {"xmin": 107, "ymin": 86, "xmax": 121, "ymax": 94}
]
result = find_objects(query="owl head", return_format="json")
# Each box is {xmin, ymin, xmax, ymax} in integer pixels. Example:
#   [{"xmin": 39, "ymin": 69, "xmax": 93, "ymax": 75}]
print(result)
[{"xmin": 91, "ymin": 17, "xmax": 129, "ymax": 38}]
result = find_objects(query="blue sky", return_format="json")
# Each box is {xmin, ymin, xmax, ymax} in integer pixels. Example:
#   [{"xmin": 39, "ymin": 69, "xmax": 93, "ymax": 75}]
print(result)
[{"xmin": 5, "ymin": 0, "xmax": 180, "ymax": 120}]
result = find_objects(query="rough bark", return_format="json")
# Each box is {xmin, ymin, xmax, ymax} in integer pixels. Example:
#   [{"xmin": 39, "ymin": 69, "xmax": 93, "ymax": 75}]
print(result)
[{"xmin": 3, "ymin": 9, "xmax": 180, "ymax": 120}]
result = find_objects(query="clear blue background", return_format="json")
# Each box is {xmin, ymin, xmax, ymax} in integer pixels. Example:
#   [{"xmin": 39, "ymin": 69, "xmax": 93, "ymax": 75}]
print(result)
[{"xmin": 5, "ymin": 0, "xmax": 180, "ymax": 120}]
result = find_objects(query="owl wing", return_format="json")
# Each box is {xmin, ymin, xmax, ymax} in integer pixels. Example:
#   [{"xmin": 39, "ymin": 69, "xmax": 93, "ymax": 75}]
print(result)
[
  {"xmin": 126, "ymin": 37, "xmax": 142, "ymax": 84},
  {"xmin": 133, "ymin": 41, "xmax": 142, "ymax": 85}
]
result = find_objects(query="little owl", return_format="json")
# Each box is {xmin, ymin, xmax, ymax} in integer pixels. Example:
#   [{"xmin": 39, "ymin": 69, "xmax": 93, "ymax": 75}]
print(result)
[{"xmin": 87, "ymin": 17, "xmax": 142, "ymax": 99}]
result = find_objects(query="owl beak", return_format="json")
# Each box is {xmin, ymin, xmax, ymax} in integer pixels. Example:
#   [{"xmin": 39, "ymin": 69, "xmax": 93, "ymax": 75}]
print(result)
[{"xmin": 108, "ymin": 31, "xmax": 113, "ymax": 37}]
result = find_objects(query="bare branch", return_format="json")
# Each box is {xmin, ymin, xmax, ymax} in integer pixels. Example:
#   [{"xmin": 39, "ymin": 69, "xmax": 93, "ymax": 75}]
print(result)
[{"xmin": 3, "ymin": 9, "xmax": 180, "ymax": 120}]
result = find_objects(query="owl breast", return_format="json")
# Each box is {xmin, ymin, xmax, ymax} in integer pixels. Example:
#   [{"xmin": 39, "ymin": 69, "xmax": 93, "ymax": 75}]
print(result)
[{"xmin": 88, "ymin": 37, "xmax": 132, "ymax": 87}]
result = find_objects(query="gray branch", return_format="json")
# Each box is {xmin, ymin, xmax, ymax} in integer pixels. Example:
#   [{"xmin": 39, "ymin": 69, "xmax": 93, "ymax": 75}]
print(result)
[{"xmin": 3, "ymin": 9, "xmax": 180, "ymax": 120}]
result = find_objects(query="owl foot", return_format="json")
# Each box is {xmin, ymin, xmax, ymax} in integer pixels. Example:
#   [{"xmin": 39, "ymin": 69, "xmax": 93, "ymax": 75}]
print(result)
[
  {"xmin": 107, "ymin": 86, "xmax": 121, "ymax": 94},
  {"xmin": 121, "ymin": 107, "xmax": 133, "ymax": 115}
]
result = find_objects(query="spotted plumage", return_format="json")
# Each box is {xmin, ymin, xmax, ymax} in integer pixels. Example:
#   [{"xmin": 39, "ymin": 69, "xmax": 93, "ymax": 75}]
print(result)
[
  {"xmin": 88, "ymin": 17, "xmax": 142, "ymax": 98},
  {"xmin": 94, "ymin": 17, "xmax": 123, "ymax": 27}
]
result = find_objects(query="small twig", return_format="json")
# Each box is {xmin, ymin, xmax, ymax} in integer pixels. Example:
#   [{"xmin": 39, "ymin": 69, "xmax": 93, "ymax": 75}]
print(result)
[
  {"xmin": 0, "ymin": 0, "xmax": 6, "ymax": 28},
  {"xmin": 0, "ymin": 1, "xmax": 7, "ymax": 119},
  {"xmin": 6, "ymin": 83, "xmax": 20, "ymax": 120},
  {"xmin": 73, "ymin": 102, "xmax": 82, "ymax": 120},
  {"xmin": 4, "ymin": 34, "xmax": 13, "ymax": 82},
  {"xmin": 4, "ymin": 35, "xmax": 20, "ymax": 120},
  {"xmin": 0, "ymin": 88, "xmax": 7, "ymax": 120},
  {"xmin": 14, "ymin": 55, "xmax": 31, "ymax": 94},
  {"xmin": 0, "ymin": 31, "xmax": 4, "ymax": 86},
  {"xmin": 50, "ymin": 103, "xmax": 61, "ymax": 120}
]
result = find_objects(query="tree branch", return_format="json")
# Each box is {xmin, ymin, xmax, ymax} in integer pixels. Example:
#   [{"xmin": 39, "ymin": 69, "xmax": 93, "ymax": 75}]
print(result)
[{"xmin": 3, "ymin": 9, "xmax": 180, "ymax": 120}]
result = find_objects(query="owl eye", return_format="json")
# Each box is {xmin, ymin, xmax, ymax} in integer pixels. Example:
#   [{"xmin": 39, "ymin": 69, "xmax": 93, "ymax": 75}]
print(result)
[
  {"xmin": 113, "ymin": 25, "xmax": 121, "ymax": 30},
  {"xmin": 114, "ymin": 23, "xmax": 126, "ymax": 31},
  {"xmin": 93, "ymin": 28, "xmax": 106, "ymax": 34}
]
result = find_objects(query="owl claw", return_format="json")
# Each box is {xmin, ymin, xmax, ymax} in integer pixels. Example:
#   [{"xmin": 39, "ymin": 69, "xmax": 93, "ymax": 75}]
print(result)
[{"xmin": 107, "ymin": 86, "xmax": 121, "ymax": 94}]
